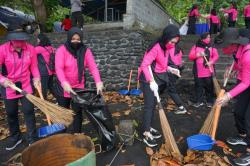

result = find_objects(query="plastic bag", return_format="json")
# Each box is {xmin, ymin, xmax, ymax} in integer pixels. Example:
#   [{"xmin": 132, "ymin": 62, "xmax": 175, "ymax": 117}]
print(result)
[
  {"xmin": 71, "ymin": 89, "xmax": 117, "ymax": 151},
  {"xmin": 179, "ymin": 19, "xmax": 188, "ymax": 35}
]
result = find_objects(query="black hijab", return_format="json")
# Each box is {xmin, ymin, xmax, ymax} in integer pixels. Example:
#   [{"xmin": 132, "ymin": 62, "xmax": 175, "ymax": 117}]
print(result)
[
  {"xmin": 196, "ymin": 32, "xmax": 211, "ymax": 67},
  {"xmin": 37, "ymin": 33, "xmax": 51, "ymax": 47},
  {"xmin": 64, "ymin": 27, "xmax": 87, "ymax": 83}
]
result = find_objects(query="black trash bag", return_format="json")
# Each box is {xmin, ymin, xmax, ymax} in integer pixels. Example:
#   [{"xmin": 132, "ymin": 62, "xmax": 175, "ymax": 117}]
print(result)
[{"xmin": 71, "ymin": 89, "xmax": 117, "ymax": 151}]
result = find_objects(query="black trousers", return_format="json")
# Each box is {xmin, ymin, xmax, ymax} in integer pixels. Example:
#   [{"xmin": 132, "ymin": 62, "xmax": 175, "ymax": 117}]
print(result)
[
  {"xmin": 56, "ymin": 96, "xmax": 83, "ymax": 133},
  {"xmin": 4, "ymin": 97, "xmax": 36, "ymax": 142},
  {"xmin": 233, "ymin": 83, "xmax": 250, "ymax": 147},
  {"xmin": 41, "ymin": 75, "xmax": 53, "ymax": 100},
  {"xmin": 187, "ymin": 16, "xmax": 196, "ymax": 34},
  {"xmin": 245, "ymin": 17, "xmax": 250, "ymax": 29},
  {"xmin": 210, "ymin": 23, "xmax": 219, "ymax": 34},
  {"xmin": 72, "ymin": 11, "xmax": 84, "ymax": 28},
  {"xmin": 228, "ymin": 21, "xmax": 236, "ymax": 27},
  {"xmin": 140, "ymin": 72, "xmax": 183, "ymax": 132},
  {"xmin": 194, "ymin": 76, "xmax": 215, "ymax": 103}
]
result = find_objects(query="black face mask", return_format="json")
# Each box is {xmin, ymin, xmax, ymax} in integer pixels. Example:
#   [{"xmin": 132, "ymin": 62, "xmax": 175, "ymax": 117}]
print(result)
[{"xmin": 70, "ymin": 42, "xmax": 81, "ymax": 50}]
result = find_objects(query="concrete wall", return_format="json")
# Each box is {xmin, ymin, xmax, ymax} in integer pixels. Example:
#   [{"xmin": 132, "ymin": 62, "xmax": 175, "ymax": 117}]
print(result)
[{"xmin": 123, "ymin": 0, "xmax": 178, "ymax": 30}]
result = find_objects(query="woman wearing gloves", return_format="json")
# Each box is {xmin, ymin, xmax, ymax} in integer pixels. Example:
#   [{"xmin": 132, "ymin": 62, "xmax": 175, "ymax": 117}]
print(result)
[
  {"xmin": 189, "ymin": 32, "xmax": 219, "ymax": 108},
  {"xmin": 215, "ymin": 28, "xmax": 250, "ymax": 166},
  {"xmin": 35, "ymin": 34, "xmax": 55, "ymax": 99},
  {"xmin": 139, "ymin": 24, "xmax": 182, "ymax": 147},
  {"xmin": 0, "ymin": 29, "xmax": 41, "ymax": 150},
  {"xmin": 187, "ymin": 4, "xmax": 201, "ymax": 34},
  {"xmin": 55, "ymin": 27, "xmax": 103, "ymax": 133}
]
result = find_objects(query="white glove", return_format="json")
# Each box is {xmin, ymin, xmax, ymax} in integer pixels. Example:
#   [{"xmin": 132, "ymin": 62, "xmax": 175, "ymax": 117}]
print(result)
[
  {"xmin": 33, "ymin": 79, "xmax": 41, "ymax": 90},
  {"xmin": 168, "ymin": 67, "xmax": 181, "ymax": 77},
  {"xmin": 62, "ymin": 82, "xmax": 75, "ymax": 94},
  {"xmin": 3, "ymin": 79, "xmax": 13, "ymax": 88},
  {"xmin": 149, "ymin": 81, "xmax": 158, "ymax": 94},
  {"xmin": 216, "ymin": 92, "xmax": 232, "ymax": 106},
  {"xmin": 96, "ymin": 82, "xmax": 104, "ymax": 95}
]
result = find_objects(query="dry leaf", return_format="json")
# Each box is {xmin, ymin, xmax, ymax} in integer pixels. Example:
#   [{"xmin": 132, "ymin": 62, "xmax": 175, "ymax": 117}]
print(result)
[
  {"xmin": 123, "ymin": 110, "xmax": 131, "ymax": 115},
  {"xmin": 112, "ymin": 112, "xmax": 121, "ymax": 117},
  {"xmin": 146, "ymin": 147, "xmax": 154, "ymax": 156}
]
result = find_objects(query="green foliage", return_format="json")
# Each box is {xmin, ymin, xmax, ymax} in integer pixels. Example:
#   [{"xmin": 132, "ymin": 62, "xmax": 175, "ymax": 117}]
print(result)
[
  {"xmin": 159, "ymin": 0, "xmax": 250, "ymax": 28},
  {"xmin": 0, "ymin": 0, "xmax": 33, "ymax": 14},
  {"xmin": 46, "ymin": 5, "xmax": 70, "ymax": 31}
]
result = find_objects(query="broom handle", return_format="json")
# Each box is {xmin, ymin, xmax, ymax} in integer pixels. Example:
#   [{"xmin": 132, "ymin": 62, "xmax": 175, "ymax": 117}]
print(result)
[
  {"xmin": 136, "ymin": 68, "xmax": 140, "ymax": 89},
  {"xmin": 9, "ymin": 84, "xmax": 22, "ymax": 93},
  {"xmin": 223, "ymin": 61, "xmax": 235, "ymax": 87},
  {"xmin": 203, "ymin": 55, "xmax": 213, "ymax": 73},
  {"xmin": 36, "ymin": 85, "xmax": 52, "ymax": 126},
  {"xmin": 211, "ymin": 89, "xmax": 225, "ymax": 139},
  {"xmin": 127, "ymin": 70, "xmax": 133, "ymax": 91},
  {"xmin": 148, "ymin": 66, "xmax": 160, "ymax": 102}
]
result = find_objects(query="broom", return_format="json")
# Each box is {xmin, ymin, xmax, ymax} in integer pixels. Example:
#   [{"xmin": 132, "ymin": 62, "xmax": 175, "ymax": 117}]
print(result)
[
  {"xmin": 9, "ymin": 84, "xmax": 74, "ymax": 126},
  {"xmin": 203, "ymin": 54, "xmax": 221, "ymax": 96},
  {"xmin": 199, "ymin": 61, "xmax": 235, "ymax": 137},
  {"xmin": 148, "ymin": 66, "xmax": 182, "ymax": 157}
]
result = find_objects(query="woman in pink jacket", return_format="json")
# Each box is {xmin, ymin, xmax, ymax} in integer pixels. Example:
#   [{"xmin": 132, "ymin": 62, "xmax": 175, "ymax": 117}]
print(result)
[
  {"xmin": 35, "ymin": 34, "xmax": 55, "ymax": 99},
  {"xmin": 55, "ymin": 27, "xmax": 103, "ymax": 133},
  {"xmin": 220, "ymin": 2, "xmax": 238, "ymax": 27},
  {"xmin": 189, "ymin": 32, "xmax": 219, "ymax": 108},
  {"xmin": 215, "ymin": 28, "xmax": 250, "ymax": 166},
  {"xmin": 244, "ymin": 2, "xmax": 250, "ymax": 29},
  {"xmin": 139, "ymin": 25, "xmax": 183, "ymax": 147},
  {"xmin": 204, "ymin": 9, "xmax": 221, "ymax": 34},
  {"xmin": 187, "ymin": 4, "xmax": 201, "ymax": 34},
  {"xmin": 0, "ymin": 30, "xmax": 41, "ymax": 150}
]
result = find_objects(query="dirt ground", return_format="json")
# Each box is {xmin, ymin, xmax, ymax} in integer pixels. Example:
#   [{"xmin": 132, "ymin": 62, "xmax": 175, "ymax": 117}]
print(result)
[{"xmin": 0, "ymin": 81, "xmax": 246, "ymax": 166}]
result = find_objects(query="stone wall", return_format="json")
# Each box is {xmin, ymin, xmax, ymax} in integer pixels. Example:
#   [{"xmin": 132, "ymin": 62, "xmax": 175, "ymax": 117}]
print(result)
[
  {"xmin": 123, "ymin": 0, "xmax": 178, "ymax": 30},
  {"xmin": 0, "ymin": 30, "xmax": 156, "ymax": 90}
]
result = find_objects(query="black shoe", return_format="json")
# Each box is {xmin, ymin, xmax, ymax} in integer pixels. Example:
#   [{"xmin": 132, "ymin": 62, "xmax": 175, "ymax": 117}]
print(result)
[
  {"xmin": 6, "ymin": 138, "xmax": 22, "ymax": 151},
  {"xmin": 206, "ymin": 102, "xmax": 213, "ymax": 108},
  {"xmin": 234, "ymin": 152, "xmax": 250, "ymax": 166},
  {"xmin": 150, "ymin": 128, "xmax": 162, "ymax": 139},
  {"xmin": 143, "ymin": 133, "xmax": 158, "ymax": 147},
  {"xmin": 192, "ymin": 102, "xmax": 204, "ymax": 108},
  {"xmin": 174, "ymin": 106, "xmax": 187, "ymax": 114},
  {"xmin": 227, "ymin": 136, "xmax": 247, "ymax": 146}
]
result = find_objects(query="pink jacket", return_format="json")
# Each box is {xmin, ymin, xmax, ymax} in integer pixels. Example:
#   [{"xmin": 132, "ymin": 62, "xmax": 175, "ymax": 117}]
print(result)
[
  {"xmin": 139, "ymin": 43, "xmax": 172, "ymax": 82},
  {"xmin": 223, "ymin": 8, "xmax": 238, "ymax": 21},
  {"xmin": 0, "ymin": 42, "xmax": 40, "ymax": 99},
  {"xmin": 244, "ymin": 4, "xmax": 250, "ymax": 17},
  {"xmin": 229, "ymin": 44, "xmax": 250, "ymax": 98},
  {"xmin": 189, "ymin": 46, "xmax": 219, "ymax": 78},
  {"xmin": 169, "ymin": 49, "xmax": 183, "ymax": 67},
  {"xmin": 35, "ymin": 46, "xmax": 55, "ymax": 75},
  {"xmin": 55, "ymin": 45, "xmax": 102, "ymax": 97},
  {"xmin": 207, "ymin": 15, "xmax": 221, "ymax": 24},
  {"xmin": 189, "ymin": 9, "xmax": 201, "ymax": 17}
]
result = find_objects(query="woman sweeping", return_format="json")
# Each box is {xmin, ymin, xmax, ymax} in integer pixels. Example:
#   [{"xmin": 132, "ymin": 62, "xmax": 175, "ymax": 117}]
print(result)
[
  {"xmin": 55, "ymin": 27, "xmax": 103, "ymax": 133},
  {"xmin": 139, "ymin": 24, "xmax": 184, "ymax": 147},
  {"xmin": 187, "ymin": 4, "xmax": 201, "ymax": 35},
  {"xmin": 0, "ymin": 29, "xmax": 41, "ymax": 150},
  {"xmin": 189, "ymin": 32, "xmax": 219, "ymax": 108},
  {"xmin": 215, "ymin": 28, "xmax": 250, "ymax": 166},
  {"xmin": 35, "ymin": 34, "xmax": 55, "ymax": 99}
]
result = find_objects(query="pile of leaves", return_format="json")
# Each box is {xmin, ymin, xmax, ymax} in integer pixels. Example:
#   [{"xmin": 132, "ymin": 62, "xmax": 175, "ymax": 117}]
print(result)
[
  {"xmin": 146, "ymin": 140, "xmax": 235, "ymax": 166},
  {"xmin": 103, "ymin": 92, "xmax": 144, "ymax": 106}
]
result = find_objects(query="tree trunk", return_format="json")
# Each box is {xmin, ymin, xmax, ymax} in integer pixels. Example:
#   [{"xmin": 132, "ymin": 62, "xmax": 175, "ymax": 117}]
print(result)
[{"xmin": 31, "ymin": 0, "xmax": 47, "ymax": 32}]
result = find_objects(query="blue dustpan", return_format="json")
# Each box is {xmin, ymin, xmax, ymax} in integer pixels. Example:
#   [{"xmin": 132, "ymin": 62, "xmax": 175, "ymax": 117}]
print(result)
[
  {"xmin": 187, "ymin": 134, "xmax": 216, "ymax": 151},
  {"xmin": 38, "ymin": 123, "xmax": 65, "ymax": 138},
  {"xmin": 130, "ymin": 89, "xmax": 142, "ymax": 96},
  {"xmin": 118, "ymin": 89, "xmax": 130, "ymax": 95}
]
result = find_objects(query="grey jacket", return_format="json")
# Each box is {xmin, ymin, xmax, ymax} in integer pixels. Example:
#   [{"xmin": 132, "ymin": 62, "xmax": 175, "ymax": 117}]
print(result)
[{"xmin": 70, "ymin": 0, "xmax": 82, "ymax": 13}]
